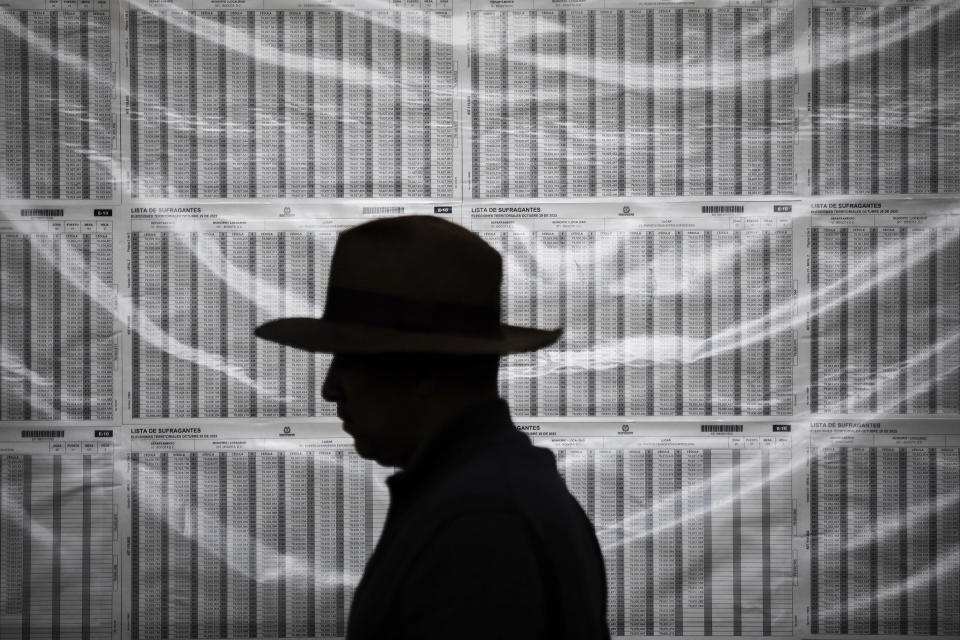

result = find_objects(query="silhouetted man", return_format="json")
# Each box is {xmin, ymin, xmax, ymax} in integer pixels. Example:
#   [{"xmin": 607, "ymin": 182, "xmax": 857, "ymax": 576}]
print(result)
[{"xmin": 255, "ymin": 215, "xmax": 610, "ymax": 639}]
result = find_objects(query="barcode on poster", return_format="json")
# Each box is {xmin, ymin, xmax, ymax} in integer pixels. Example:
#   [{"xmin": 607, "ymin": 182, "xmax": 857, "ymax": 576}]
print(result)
[
  {"xmin": 21, "ymin": 430, "xmax": 65, "ymax": 438},
  {"xmin": 20, "ymin": 208, "xmax": 65, "ymax": 217},
  {"xmin": 701, "ymin": 205, "xmax": 745, "ymax": 214},
  {"xmin": 701, "ymin": 424, "xmax": 744, "ymax": 433},
  {"xmin": 362, "ymin": 206, "xmax": 405, "ymax": 215}
]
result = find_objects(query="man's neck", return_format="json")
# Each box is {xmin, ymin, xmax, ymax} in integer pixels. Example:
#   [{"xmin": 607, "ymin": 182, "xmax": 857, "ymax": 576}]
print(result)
[{"xmin": 397, "ymin": 391, "xmax": 500, "ymax": 469}]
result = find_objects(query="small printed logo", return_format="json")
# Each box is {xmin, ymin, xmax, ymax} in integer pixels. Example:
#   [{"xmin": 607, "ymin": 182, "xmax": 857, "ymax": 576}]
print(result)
[
  {"xmin": 622, "ymin": 206, "xmax": 631, "ymax": 214},
  {"xmin": 434, "ymin": 206, "xmax": 453, "ymax": 214},
  {"xmin": 281, "ymin": 207, "xmax": 293, "ymax": 216},
  {"xmin": 283, "ymin": 426, "xmax": 291, "ymax": 434},
  {"xmin": 94, "ymin": 430, "xmax": 113, "ymax": 438},
  {"xmin": 621, "ymin": 424, "xmax": 631, "ymax": 432},
  {"xmin": 773, "ymin": 205, "xmax": 792, "ymax": 213},
  {"xmin": 93, "ymin": 209, "xmax": 113, "ymax": 217}
]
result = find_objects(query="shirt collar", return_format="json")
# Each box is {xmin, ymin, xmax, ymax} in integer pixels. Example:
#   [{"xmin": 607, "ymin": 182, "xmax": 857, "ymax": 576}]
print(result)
[{"xmin": 385, "ymin": 398, "xmax": 523, "ymax": 500}]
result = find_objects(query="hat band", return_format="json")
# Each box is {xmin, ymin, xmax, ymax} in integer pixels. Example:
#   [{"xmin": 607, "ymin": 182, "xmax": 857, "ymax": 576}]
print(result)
[{"xmin": 324, "ymin": 286, "xmax": 503, "ymax": 337}]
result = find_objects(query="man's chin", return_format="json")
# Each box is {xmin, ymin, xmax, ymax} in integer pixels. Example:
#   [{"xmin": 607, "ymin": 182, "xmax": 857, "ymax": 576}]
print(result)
[{"xmin": 351, "ymin": 439, "xmax": 386, "ymax": 464}]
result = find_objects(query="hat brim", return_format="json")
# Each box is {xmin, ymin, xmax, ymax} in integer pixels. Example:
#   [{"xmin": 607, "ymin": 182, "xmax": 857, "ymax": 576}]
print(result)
[{"xmin": 254, "ymin": 317, "xmax": 563, "ymax": 355}]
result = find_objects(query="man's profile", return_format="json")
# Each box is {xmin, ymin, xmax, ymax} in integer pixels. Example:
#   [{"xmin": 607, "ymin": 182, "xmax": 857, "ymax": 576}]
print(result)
[{"xmin": 255, "ymin": 215, "xmax": 610, "ymax": 639}]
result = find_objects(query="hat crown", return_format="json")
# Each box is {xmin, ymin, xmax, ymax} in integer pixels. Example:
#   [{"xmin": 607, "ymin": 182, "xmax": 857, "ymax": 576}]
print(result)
[
  {"xmin": 323, "ymin": 216, "xmax": 503, "ymax": 334},
  {"xmin": 253, "ymin": 216, "xmax": 561, "ymax": 354}
]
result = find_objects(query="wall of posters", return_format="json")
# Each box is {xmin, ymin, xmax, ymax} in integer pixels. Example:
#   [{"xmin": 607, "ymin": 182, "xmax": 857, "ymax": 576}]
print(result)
[{"xmin": 1, "ymin": 0, "xmax": 959, "ymax": 637}]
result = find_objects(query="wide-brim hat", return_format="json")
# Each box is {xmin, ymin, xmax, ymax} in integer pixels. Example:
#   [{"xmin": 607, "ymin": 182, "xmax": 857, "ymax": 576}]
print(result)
[{"xmin": 254, "ymin": 215, "xmax": 562, "ymax": 355}]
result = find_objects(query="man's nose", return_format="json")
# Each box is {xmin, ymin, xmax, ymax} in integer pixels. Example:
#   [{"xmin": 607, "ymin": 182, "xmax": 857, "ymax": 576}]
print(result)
[{"xmin": 321, "ymin": 356, "xmax": 342, "ymax": 403}]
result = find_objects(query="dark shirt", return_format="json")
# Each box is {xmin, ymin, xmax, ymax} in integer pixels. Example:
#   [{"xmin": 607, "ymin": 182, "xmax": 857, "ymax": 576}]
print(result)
[{"xmin": 346, "ymin": 399, "xmax": 611, "ymax": 639}]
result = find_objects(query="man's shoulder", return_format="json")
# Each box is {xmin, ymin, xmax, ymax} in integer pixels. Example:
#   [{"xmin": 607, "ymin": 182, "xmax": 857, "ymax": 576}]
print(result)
[{"xmin": 422, "ymin": 436, "xmax": 585, "ymax": 531}]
